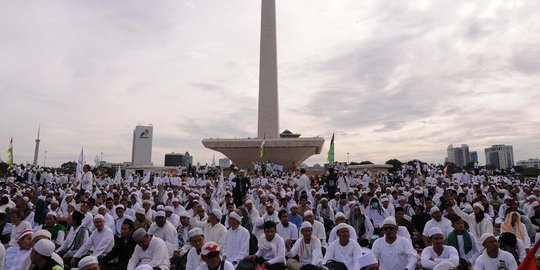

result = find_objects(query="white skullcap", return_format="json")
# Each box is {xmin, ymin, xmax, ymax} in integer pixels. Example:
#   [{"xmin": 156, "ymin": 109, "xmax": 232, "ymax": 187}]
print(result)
[
  {"xmin": 382, "ymin": 217, "xmax": 397, "ymax": 227},
  {"xmin": 334, "ymin": 212, "xmax": 346, "ymax": 220},
  {"xmin": 155, "ymin": 211, "xmax": 166, "ymax": 218},
  {"xmin": 335, "ymin": 223, "xmax": 349, "ymax": 233},
  {"xmin": 300, "ymin": 221, "xmax": 312, "ymax": 231},
  {"xmin": 254, "ymin": 217, "xmax": 264, "ymax": 227},
  {"xmin": 171, "ymin": 197, "xmax": 179, "ymax": 203},
  {"xmin": 179, "ymin": 211, "xmax": 190, "ymax": 218},
  {"xmin": 229, "ymin": 212, "xmax": 242, "ymax": 222},
  {"xmin": 33, "ymin": 239, "xmax": 55, "ymax": 257},
  {"xmin": 380, "ymin": 197, "xmax": 389, "ymax": 203},
  {"xmin": 98, "ymin": 205, "xmax": 107, "ymax": 210},
  {"xmin": 480, "ymin": 233, "xmax": 495, "ymax": 245},
  {"xmin": 164, "ymin": 206, "xmax": 174, "ymax": 212},
  {"xmin": 304, "ymin": 210, "xmax": 314, "ymax": 217},
  {"xmin": 46, "ymin": 211, "xmax": 57, "ymax": 217},
  {"xmin": 433, "ymin": 261, "xmax": 457, "ymax": 270},
  {"xmin": 133, "ymin": 228, "xmax": 147, "ymax": 242},
  {"xmin": 156, "ymin": 205, "xmax": 164, "ymax": 211},
  {"xmin": 473, "ymin": 203, "xmax": 484, "ymax": 212},
  {"xmin": 93, "ymin": 214, "xmax": 104, "ymax": 221},
  {"xmin": 136, "ymin": 208, "xmax": 146, "ymax": 215},
  {"xmin": 32, "ymin": 229, "xmax": 52, "ymax": 240},
  {"xmin": 430, "ymin": 207, "xmax": 441, "ymax": 215},
  {"xmin": 188, "ymin": 228, "xmax": 203, "ymax": 239},
  {"xmin": 211, "ymin": 209, "xmax": 223, "ymax": 220},
  {"xmin": 428, "ymin": 227, "xmax": 444, "ymax": 237},
  {"xmin": 115, "ymin": 204, "xmax": 125, "ymax": 210},
  {"xmin": 78, "ymin": 256, "xmax": 99, "ymax": 270},
  {"xmin": 357, "ymin": 253, "xmax": 378, "ymax": 268},
  {"xmin": 134, "ymin": 265, "xmax": 153, "ymax": 270}
]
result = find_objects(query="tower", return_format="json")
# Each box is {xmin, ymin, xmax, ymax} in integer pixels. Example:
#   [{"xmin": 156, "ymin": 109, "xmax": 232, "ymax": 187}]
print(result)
[
  {"xmin": 33, "ymin": 126, "xmax": 40, "ymax": 166},
  {"xmin": 257, "ymin": 0, "xmax": 279, "ymax": 139}
]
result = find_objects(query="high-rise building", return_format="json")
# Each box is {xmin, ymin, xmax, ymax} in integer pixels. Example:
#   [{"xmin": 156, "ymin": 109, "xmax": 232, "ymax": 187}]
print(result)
[
  {"xmin": 447, "ymin": 144, "xmax": 470, "ymax": 168},
  {"xmin": 132, "ymin": 125, "xmax": 153, "ymax": 166},
  {"xmin": 484, "ymin": 144, "xmax": 514, "ymax": 169},
  {"xmin": 516, "ymin": 158, "xmax": 540, "ymax": 169},
  {"xmin": 469, "ymin": 151, "xmax": 478, "ymax": 163}
]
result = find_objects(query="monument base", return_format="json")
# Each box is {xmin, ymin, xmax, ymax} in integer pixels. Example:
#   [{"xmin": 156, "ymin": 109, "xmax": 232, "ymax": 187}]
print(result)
[{"xmin": 202, "ymin": 137, "xmax": 325, "ymax": 170}]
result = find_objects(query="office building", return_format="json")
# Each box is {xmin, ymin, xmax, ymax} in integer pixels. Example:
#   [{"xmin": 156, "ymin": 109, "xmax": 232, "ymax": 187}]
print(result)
[
  {"xmin": 447, "ymin": 144, "xmax": 470, "ymax": 168},
  {"xmin": 484, "ymin": 144, "xmax": 514, "ymax": 169}
]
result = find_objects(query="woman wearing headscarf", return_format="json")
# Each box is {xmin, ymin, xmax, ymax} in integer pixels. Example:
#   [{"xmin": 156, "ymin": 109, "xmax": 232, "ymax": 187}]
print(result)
[
  {"xmin": 501, "ymin": 211, "xmax": 531, "ymax": 247},
  {"xmin": 498, "ymin": 232, "xmax": 526, "ymax": 264},
  {"xmin": 348, "ymin": 203, "xmax": 374, "ymax": 241}
]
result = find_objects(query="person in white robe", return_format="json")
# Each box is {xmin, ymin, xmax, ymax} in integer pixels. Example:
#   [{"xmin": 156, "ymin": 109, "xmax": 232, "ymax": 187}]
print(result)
[
  {"xmin": 223, "ymin": 212, "xmax": 250, "ymax": 266},
  {"xmin": 473, "ymin": 233, "xmax": 517, "ymax": 270},
  {"xmin": 286, "ymin": 222, "xmax": 323, "ymax": 270},
  {"xmin": 322, "ymin": 223, "xmax": 362, "ymax": 270},
  {"xmin": 71, "ymin": 215, "xmax": 114, "ymax": 267},
  {"xmin": 148, "ymin": 211, "xmax": 179, "ymax": 257},
  {"xmin": 246, "ymin": 220, "xmax": 286, "ymax": 268},
  {"xmin": 421, "ymin": 227, "xmax": 459, "ymax": 269},
  {"xmin": 422, "ymin": 207, "xmax": 453, "ymax": 246},
  {"xmin": 9, "ymin": 210, "xmax": 32, "ymax": 247},
  {"xmin": 372, "ymin": 217, "xmax": 418, "ymax": 270},
  {"xmin": 202, "ymin": 209, "xmax": 227, "ymax": 249},
  {"xmin": 164, "ymin": 206, "xmax": 180, "ymax": 228},
  {"xmin": 186, "ymin": 228, "xmax": 206, "ymax": 270},
  {"xmin": 5, "ymin": 230, "xmax": 33, "ymax": 270},
  {"xmin": 128, "ymin": 228, "xmax": 170, "ymax": 270},
  {"xmin": 196, "ymin": 241, "xmax": 236, "ymax": 270}
]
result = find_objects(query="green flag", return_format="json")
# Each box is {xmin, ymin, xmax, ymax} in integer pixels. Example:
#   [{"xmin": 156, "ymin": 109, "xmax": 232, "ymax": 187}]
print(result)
[
  {"xmin": 7, "ymin": 137, "xmax": 13, "ymax": 170},
  {"xmin": 259, "ymin": 139, "xmax": 266, "ymax": 159},
  {"xmin": 327, "ymin": 133, "xmax": 334, "ymax": 166}
]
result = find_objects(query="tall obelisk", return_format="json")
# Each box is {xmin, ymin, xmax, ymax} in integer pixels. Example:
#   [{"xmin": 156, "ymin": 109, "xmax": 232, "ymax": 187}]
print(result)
[
  {"xmin": 257, "ymin": 0, "xmax": 279, "ymax": 139},
  {"xmin": 33, "ymin": 126, "xmax": 40, "ymax": 166}
]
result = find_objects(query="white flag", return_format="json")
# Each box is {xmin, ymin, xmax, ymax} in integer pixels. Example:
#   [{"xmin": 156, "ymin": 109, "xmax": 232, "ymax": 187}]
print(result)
[
  {"xmin": 114, "ymin": 167, "xmax": 122, "ymax": 183},
  {"xmin": 211, "ymin": 154, "xmax": 216, "ymax": 167},
  {"xmin": 76, "ymin": 148, "xmax": 84, "ymax": 181}
]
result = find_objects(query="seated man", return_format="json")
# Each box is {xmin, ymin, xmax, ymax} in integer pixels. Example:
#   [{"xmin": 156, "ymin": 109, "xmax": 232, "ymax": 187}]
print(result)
[
  {"xmin": 29, "ymin": 239, "xmax": 63, "ymax": 270},
  {"xmin": 246, "ymin": 221, "xmax": 286, "ymax": 270},
  {"xmin": 186, "ymin": 228, "xmax": 206, "ymax": 270},
  {"xmin": 148, "ymin": 211, "xmax": 178, "ymax": 257},
  {"xmin": 473, "ymin": 233, "xmax": 517, "ymax": 270},
  {"xmin": 197, "ymin": 241, "xmax": 236, "ymax": 270},
  {"xmin": 276, "ymin": 209, "xmax": 298, "ymax": 249},
  {"xmin": 5, "ymin": 230, "xmax": 33, "ymax": 270},
  {"xmin": 420, "ymin": 227, "xmax": 459, "ymax": 269},
  {"xmin": 372, "ymin": 217, "xmax": 418, "ymax": 270},
  {"xmin": 71, "ymin": 214, "xmax": 115, "ymax": 268},
  {"xmin": 445, "ymin": 217, "xmax": 480, "ymax": 269},
  {"xmin": 223, "ymin": 211, "xmax": 250, "ymax": 266},
  {"xmin": 323, "ymin": 223, "xmax": 362, "ymax": 270},
  {"xmin": 99, "ymin": 219, "xmax": 137, "ymax": 270},
  {"xmin": 56, "ymin": 210, "xmax": 89, "ymax": 263},
  {"xmin": 286, "ymin": 222, "xmax": 323, "ymax": 270},
  {"xmin": 127, "ymin": 228, "xmax": 170, "ymax": 270}
]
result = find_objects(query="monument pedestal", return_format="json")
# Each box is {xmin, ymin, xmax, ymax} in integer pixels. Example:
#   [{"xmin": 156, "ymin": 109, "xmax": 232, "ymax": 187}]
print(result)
[{"xmin": 202, "ymin": 138, "xmax": 324, "ymax": 169}]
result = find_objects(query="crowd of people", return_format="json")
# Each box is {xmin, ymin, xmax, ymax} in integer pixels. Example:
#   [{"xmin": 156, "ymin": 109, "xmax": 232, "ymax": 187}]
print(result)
[{"xmin": 1, "ymin": 161, "xmax": 540, "ymax": 270}]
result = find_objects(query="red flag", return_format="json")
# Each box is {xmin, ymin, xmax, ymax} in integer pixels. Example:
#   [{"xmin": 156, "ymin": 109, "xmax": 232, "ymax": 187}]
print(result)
[
  {"xmin": 443, "ymin": 163, "xmax": 449, "ymax": 177},
  {"xmin": 517, "ymin": 238, "xmax": 540, "ymax": 270}
]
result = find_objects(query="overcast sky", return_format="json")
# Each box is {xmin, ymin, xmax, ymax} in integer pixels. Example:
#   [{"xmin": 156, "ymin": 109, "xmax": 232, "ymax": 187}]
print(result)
[{"xmin": 1, "ymin": 0, "xmax": 540, "ymax": 167}]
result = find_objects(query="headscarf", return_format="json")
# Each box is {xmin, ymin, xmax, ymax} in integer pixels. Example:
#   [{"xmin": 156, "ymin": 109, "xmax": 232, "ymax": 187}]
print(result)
[{"xmin": 500, "ymin": 211, "xmax": 525, "ymax": 242}]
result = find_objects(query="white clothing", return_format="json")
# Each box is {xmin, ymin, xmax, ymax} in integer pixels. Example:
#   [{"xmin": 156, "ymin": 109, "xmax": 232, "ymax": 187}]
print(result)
[
  {"xmin": 148, "ymin": 221, "xmax": 179, "ymax": 257},
  {"xmin": 473, "ymin": 249, "xmax": 517, "ymax": 270},
  {"xmin": 167, "ymin": 214, "xmax": 180, "ymax": 228},
  {"xmin": 262, "ymin": 212, "xmax": 280, "ymax": 223},
  {"xmin": 203, "ymin": 222, "xmax": 227, "ymax": 250},
  {"xmin": 128, "ymin": 236, "xmax": 170, "ymax": 270},
  {"xmin": 0, "ymin": 244, "xmax": 4, "ymax": 270},
  {"xmin": 328, "ymin": 224, "xmax": 358, "ymax": 244},
  {"xmin": 287, "ymin": 237, "xmax": 323, "ymax": 265},
  {"xmin": 323, "ymin": 239, "xmax": 362, "ymax": 270},
  {"xmin": 276, "ymin": 223, "xmax": 298, "ymax": 241},
  {"xmin": 255, "ymin": 235, "xmax": 286, "ymax": 264},
  {"xmin": 81, "ymin": 171, "xmax": 94, "ymax": 191},
  {"xmin": 186, "ymin": 246, "xmax": 204, "ymax": 270},
  {"xmin": 224, "ymin": 226, "xmax": 250, "ymax": 264},
  {"xmin": 196, "ymin": 260, "xmax": 235, "ymax": 270},
  {"xmin": 56, "ymin": 225, "xmax": 89, "ymax": 254},
  {"xmin": 9, "ymin": 221, "xmax": 32, "ymax": 247},
  {"xmin": 74, "ymin": 226, "xmax": 114, "ymax": 258},
  {"xmin": 420, "ymin": 245, "xmax": 459, "ymax": 269},
  {"xmin": 311, "ymin": 220, "xmax": 328, "ymax": 247},
  {"xmin": 5, "ymin": 247, "xmax": 30, "ymax": 270},
  {"xmin": 453, "ymin": 205, "xmax": 494, "ymax": 241},
  {"xmin": 372, "ymin": 236, "xmax": 418, "ymax": 270},
  {"xmin": 422, "ymin": 218, "xmax": 453, "ymax": 238}
]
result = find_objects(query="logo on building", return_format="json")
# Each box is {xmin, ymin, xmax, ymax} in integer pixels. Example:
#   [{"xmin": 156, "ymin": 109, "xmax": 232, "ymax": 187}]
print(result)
[{"xmin": 139, "ymin": 129, "xmax": 150, "ymax": 138}]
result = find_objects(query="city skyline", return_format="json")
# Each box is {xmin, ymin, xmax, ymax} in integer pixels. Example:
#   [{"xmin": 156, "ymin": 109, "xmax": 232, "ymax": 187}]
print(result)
[{"xmin": 1, "ymin": 1, "xmax": 540, "ymax": 167}]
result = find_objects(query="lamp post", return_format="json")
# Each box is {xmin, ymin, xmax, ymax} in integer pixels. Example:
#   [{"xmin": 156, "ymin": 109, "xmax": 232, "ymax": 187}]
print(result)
[{"xmin": 347, "ymin": 152, "xmax": 350, "ymax": 164}]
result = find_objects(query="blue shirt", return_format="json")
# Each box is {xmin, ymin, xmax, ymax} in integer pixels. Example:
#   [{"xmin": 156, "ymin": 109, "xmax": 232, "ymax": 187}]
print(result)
[{"xmin": 288, "ymin": 214, "xmax": 303, "ymax": 229}]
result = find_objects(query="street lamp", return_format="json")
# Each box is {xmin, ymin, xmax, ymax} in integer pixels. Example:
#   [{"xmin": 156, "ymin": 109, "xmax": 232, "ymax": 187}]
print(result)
[{"xmin": 347, "ymin": 152, "xmax": 350, "ymax": 164}]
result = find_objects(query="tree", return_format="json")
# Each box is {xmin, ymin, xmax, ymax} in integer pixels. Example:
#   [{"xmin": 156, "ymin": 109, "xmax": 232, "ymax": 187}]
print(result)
[
  {"xmin": 385, "ymin": 159, "xmax": 402, "ymax": 173},
  {"xmin": 58, "ymin": 161, "xmax": 77, "ymax": 175}
]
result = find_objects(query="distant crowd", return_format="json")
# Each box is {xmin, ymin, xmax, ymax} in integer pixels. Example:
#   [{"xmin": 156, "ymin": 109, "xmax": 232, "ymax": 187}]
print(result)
[{"xmin": 0, "ymin": 161, "xmax": 540, "ymax": 270}]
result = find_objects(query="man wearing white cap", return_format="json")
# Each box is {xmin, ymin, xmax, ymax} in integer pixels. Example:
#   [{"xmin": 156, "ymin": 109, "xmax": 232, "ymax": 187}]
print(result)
[
  {"xmin": 30, "ymin": 239, "xmax": 64, "ymax": 270},
  {"xmin": 9, "ymin": 210, "xmax": 32, "ymax": 247},
  {"xmin": 186, "ymin": 228, "xmax": 206, "ymax": 270},
  {"xmin": 98, "ymin": 205, "xmax": 116, "ymax": 232},
  {"xmin": 420, "ymin": 227, "xmax": 459, "ymax": 269},
  {"xmin": 175, "ymin": 211, "xmax": 193, "ymax": 257},
  {"xmin": 302, "ymin": 210, "xmax": 328, "ymax": 248},
  {"xmin": 327, "ymin": 212, "xmax": 358, "ymax": 244},
  {"xmin": 79, "ymin": 255, "xmax": 100, "ymax": 270},
  {"xmin": 246, "ymin": 221, "xmax": 286, "ymax": 270},
  {"xmin": 323, "ymin": 223, "xmax": 362, "ymax": 270},
  {"xmin": 473, "ymin": 233, "xmax": 517, "ymax": 270},
  {"xmin": 148, "ymin": 211, "xmax": 178, "ymax": 257},
  {"xmin": 164, "ymin": 206, "xmax": 180, "ymax": 228},
  {"xmin": 357, "ymin": 253, "xmax": 379, "ymax": 270},
  {"xmin": 5, "ymin": 230, "xmax": 33, "ymax": 270},
  {"xmin": 422, "ymin": 207, "xmax": 453, "ymax": 246},
  {"xmin": 197, "ymin": 241, "xmax": 236, "ymax": 270},
  {"xmin": 203, "ymin": 209, "xmax": 227, "ymax": 249},
  {"xmin": 71, "ymin": 214, "xmax": 114, "ymax": 267},
  {"xmin": 223, "ymin": 211, "xmax": 250, "ymax": 266},
  {"xmin": 244, "ymin": 200, "xmax": 260, "ymax": 225},
  {"xmin": 128, "ymin": 228, "xmax": 170, "ymax": 270},
  {"xmin": 451, "ymin": 200, "xmax": 493, "ymax": 241},
  {"xmin": 372, "ymin": 217, "xmax": 418, "ymax": 270},
  {"xmin": 286, "ymin": 222, "xmax": 323, "ymax": 270}
]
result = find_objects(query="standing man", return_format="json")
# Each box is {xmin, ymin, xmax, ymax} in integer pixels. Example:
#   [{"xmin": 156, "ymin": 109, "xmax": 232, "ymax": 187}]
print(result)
[
  {"xmin": 232, "ymin": 170, "xmax": 250, "ymax": 207},
  {"xmin": 371, "ymin": 217, "xmax": 418, "ymax": 270},
  {"xmin": 81, "ymin": 165, "xmax": 94, "ymax": 193}
]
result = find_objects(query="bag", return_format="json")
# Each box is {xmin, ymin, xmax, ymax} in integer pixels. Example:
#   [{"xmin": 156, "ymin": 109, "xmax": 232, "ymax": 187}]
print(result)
[{"xmin": 324, "ymin": 260, "xmax": 348, "ymax": 270}]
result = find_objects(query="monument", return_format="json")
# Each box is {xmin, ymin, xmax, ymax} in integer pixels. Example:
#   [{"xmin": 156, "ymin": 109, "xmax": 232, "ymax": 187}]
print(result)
[
  {"xmin": 202, "ymin": 0, "xmax": 324, "ymax": 169},
  {"xmin": 33, "ymin": 126, "xmax": 41, "ymax": 166}
]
